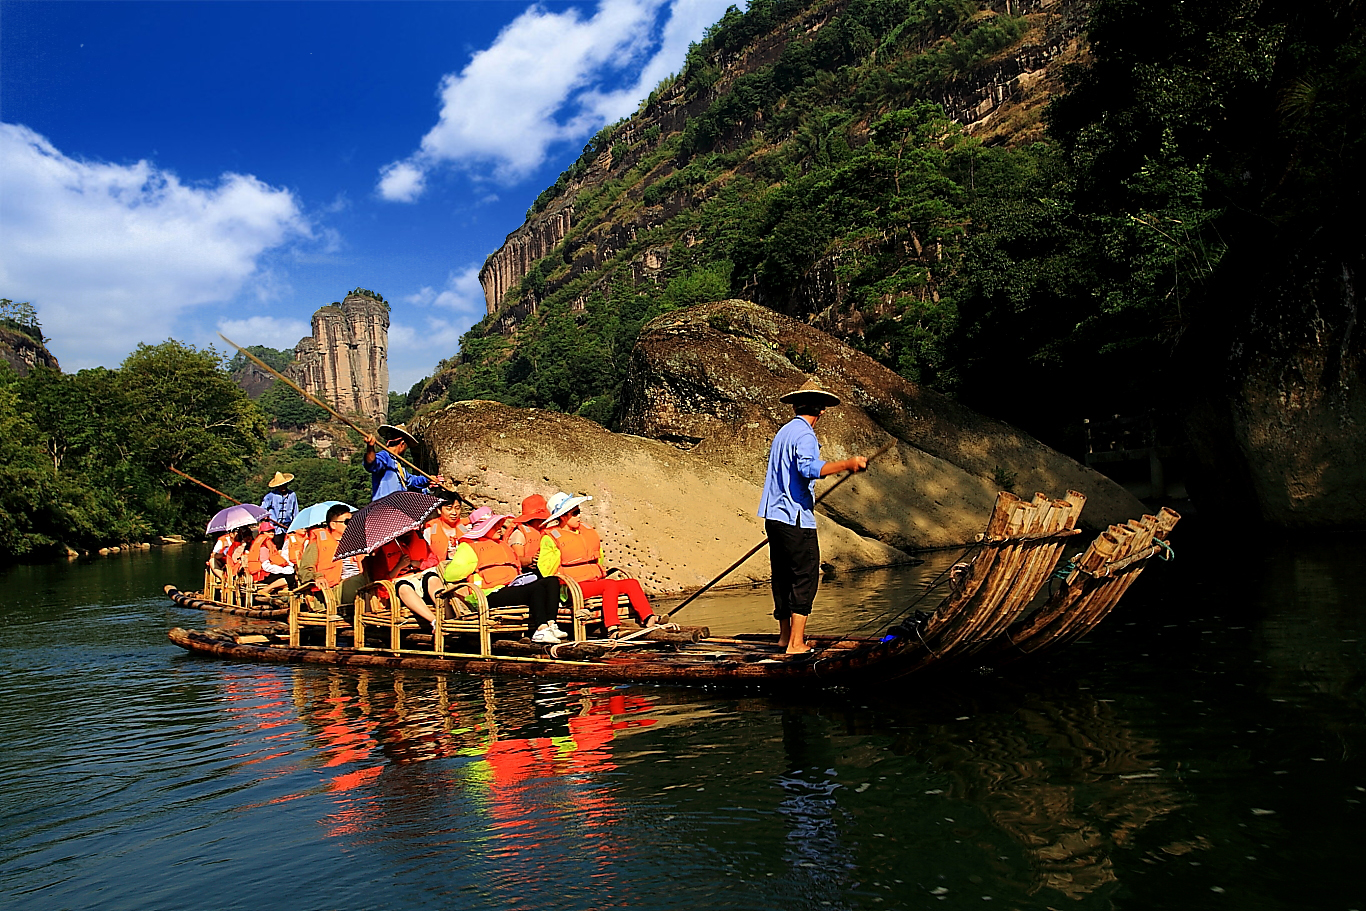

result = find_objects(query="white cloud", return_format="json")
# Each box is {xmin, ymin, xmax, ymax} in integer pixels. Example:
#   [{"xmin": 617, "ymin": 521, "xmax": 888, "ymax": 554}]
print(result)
[
  {"xmin": 0, "ymin": 123, "xmax": 310, "ymax": 370},
  {"xmin": 390, "ymin": 265, "xmax": 489, "ymax": 392},
  {"xmin": 217, "ymin": 315, "xmax": 312, "ymax": 351},
  {"xmin": 378, "ymin": 0, "xmax": 737, "ymax": 199},
  {"xmin": 404, "ymin": 264, "xmax": 487, "ymax": 318},
  {"xmin": 377, "ymin": 160, "xmax": 426, "ymax": 203}
]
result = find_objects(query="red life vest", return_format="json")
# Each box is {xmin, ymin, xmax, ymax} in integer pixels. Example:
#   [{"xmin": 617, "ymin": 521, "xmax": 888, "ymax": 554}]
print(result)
[
  {"xmin": 550, "ymin": 525, "xmax": 603, "ymax": 582},
  {"xmin": 467, "ymin": 538, "xmax": 520, "ymax": 588}
]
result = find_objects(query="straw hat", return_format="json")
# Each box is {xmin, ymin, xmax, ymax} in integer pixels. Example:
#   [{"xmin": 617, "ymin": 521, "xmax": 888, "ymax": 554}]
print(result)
[
  {"xmin": 267, "ymin": 471, "xmax": 294, "ymax": 488},
  {"xmin": 461, "ymin": 506, "xmax": 509, "ymax": 539},
  {"xmin": 778, "ymin": 377, "xmax": 841, "ymax": 407},
  {"xmin": 546, "ymin": 491, "xmax": 593, "ymax": 523},
  {"xmin": 376, "ymin": 423, "xmax": 419, "ymax": 450}
]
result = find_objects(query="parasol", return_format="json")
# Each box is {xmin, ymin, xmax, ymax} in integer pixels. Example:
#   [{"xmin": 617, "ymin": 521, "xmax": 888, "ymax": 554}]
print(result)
[
  {"xmin": 287, "ymin": 500, "xmax": 356, "ymax": 533},
  {"xmin": 334, "ymin": 491, "xmax": 441, "ymax": 559},
  {"xmin": 206, "ymin": 503, "xmax": 268, "ymax": 535}
]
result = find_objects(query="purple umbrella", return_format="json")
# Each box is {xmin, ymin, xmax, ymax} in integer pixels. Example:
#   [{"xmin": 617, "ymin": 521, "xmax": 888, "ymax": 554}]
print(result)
[
  {"xmin": 206, "ymin": 503, "xmax": 268, "ymax": 535},
  {"xmin": 334, "ymin": 491, "xmax": 442, "ymax": 559}
]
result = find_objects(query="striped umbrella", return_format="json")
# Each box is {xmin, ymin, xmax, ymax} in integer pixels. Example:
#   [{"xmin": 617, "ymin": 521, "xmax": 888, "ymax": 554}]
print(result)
[
  {"xmin": 206, "ymin": 503, "xmax": 268, "ymax": 534},
  {"xmin": 334, "ymin": 490, "xmax": 442, "ymax": 559}
]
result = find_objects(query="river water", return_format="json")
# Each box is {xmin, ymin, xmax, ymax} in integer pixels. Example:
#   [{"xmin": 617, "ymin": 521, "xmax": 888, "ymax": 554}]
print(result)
[{"xmin": 1, "ymin": 533, "xmax": 1363, "ymax": 910}]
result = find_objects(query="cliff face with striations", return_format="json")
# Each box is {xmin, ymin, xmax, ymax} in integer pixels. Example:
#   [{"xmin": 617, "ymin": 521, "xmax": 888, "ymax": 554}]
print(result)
[
  {"xmin": 0, "ymin": 326, "xmax": 59, "ymax": 377},
  {"xmin": 288, "ymin": 292, "xmax": 390, "ymax": 423}
]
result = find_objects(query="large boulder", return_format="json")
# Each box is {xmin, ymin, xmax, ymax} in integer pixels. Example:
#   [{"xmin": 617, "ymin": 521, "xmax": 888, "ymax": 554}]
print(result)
[
  {"xmin": 411, "ymin": 400, "xmax": 909, "ymax": 595},
  {"xmin": 618, "ymin": 300, "xmax": 1145, "ymax": 548}
]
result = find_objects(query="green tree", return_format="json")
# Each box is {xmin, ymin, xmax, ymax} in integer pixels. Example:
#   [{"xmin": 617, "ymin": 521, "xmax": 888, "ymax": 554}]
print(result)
[{"xmin": 258, "ymin": 379, "xmax": 328, "ymax": 427}]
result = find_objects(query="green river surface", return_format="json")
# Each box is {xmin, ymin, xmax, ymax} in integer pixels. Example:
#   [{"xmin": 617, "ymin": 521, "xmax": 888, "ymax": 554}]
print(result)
[{"xmin": 1, "ymin": 531, "xmax": 1363, "ymax": 910}]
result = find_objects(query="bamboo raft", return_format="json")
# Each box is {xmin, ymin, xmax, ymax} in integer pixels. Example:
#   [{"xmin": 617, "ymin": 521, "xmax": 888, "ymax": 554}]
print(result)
[
  {"xmin": 167, "ymin": 491, "xmax": 1178, "ymax": 687},
  {"xmin": 171, "ymin": 586, "xmax": 290, "ymax": 619}
]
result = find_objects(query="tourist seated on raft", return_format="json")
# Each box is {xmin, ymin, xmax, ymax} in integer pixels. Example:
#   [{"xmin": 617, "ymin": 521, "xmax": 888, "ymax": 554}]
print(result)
[
  {"xmin": 505, "ymin": 494, "xmax": 554, "ymax": 573},
  {"xmin": 247, "ymin": 519, "xmax": 295, "ymax": 596},
  {"xmin": 542, "ymin": 491, "xmax": 662, "ymax": 636},
  {"xmin": 442, "ymin": 507, "xmax": 567, "ymax": 644},
  {"xmin": 362, "ymin": 528, "xmax": 444, "ymax": 631},
  {"xmin": 297, "ymin": 505, "xmax": 367, "ymax": 604},
  {"xmin": 422, "ymin": 490, "xmax": 465, "ymax": 564}
]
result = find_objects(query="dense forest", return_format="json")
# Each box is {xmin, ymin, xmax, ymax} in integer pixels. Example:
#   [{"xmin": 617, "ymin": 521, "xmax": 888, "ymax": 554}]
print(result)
[
  {"xmin": 425, "ymin": 0, "xmax": 1364, "ymax": 466},
  {"xmin": 0, "ymin": 334, "xmax": 371, "ymax": 562}
]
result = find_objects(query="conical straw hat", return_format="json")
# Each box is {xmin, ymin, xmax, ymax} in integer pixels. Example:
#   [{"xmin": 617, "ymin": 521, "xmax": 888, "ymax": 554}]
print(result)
[{"xmin": 779, "ymin": 377, "xmax": 841, "ymax": 407}]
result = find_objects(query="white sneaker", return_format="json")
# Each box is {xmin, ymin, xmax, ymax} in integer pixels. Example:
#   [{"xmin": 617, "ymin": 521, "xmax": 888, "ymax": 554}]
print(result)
[
  {"xmin": 531, "ymin": 625, "xmax": 559, "ymax": 644},
  {"xmin": 548, "ymin": 621, "xmax": 570, "ymax": 640}
]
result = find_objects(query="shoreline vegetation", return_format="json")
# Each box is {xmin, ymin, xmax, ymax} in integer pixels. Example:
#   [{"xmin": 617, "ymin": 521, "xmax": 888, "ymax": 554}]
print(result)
[{"xmin": 0, "ymin": 339, "xmax": 370, "ymax": 565}]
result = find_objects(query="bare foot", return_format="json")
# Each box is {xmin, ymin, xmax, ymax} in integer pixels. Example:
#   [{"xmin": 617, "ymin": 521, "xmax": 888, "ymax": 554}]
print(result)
[{"xmin": 785, "ymin": 644, "xmax": 812, "ymax": 655}]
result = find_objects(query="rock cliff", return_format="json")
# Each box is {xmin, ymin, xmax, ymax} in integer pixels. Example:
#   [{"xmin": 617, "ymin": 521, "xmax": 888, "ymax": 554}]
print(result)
[
  {"xmin": 288, "ymin": 292, "xmax": 389, "ymax": 423},
  {"xmin": 619, "ymin": 300, "xmax": 1144, "ymax": 548},
  {"xmin": 0, "ymin": 326, "xmax": 59, "ymax": 376},
  {"xmin": 412, "ymin": 399, "xmax": 909, "ymax": 595}
]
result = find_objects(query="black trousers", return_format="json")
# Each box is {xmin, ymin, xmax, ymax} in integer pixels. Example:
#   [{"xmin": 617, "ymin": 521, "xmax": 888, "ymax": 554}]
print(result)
[
  {"xmin": 766, "ymin": 519, "xmax": 820, "ymax": 619},
  {"xmin": 487, "ymin": 576, "xmax": 561, "ymax": 634}
]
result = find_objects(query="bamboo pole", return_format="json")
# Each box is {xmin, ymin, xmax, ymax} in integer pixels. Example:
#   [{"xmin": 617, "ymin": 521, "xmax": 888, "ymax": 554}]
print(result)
[
  {"xmin": 218, "ymin": 333, "xmax": 436, "ymax": 484},
  {"xmin": 169, "ymin": 465, "xmax": 242, "ymax": 505},
  {"xmin": 666, "ymin": 438, "xmax": 897, "ymax": 619}
]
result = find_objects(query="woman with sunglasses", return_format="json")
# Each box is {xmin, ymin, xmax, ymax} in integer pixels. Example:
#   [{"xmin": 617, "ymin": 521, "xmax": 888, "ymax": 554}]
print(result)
[{"xmin": 542, "ymin": 491, "xmax": 661, "ymax": 636}]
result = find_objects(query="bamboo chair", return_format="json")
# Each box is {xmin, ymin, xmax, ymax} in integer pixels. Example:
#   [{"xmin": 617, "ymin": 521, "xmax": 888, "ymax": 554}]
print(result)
[
  {"xmin": 288, "ymin": 580, "xmax": 346, "ymax": 648},
  {"xmin": 433, "ymin": 582, "xmax": 531, "ymax": 656},
  {"xmin": 353, "ymin": 579, "xmax": 444, "ymax": 652},
  {"xmin": 203, "ymin": 566, "xmax": 226, "ymax": 603},
  {"xmin": 561, "ymin": 568, "xmax": 644, "ymax": 638}
]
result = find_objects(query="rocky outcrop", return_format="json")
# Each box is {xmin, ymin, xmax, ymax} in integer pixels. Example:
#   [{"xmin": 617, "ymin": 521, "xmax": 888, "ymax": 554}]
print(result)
[
  {"xmin": 412, "ymin": 400, "xmax": 909, "ymax": 594},
  {"xmin": 619, "ymin": 300, "xmax": 1144, "ymax": 548},
  {"xmin": 1185, "ymin": 244, "xmax": 1366, "ymax": 528},
  {"xmin": 288, "ymin": 292, "xmax": 389, "ymax": 423},
  {"xmin": 0, "ymin": 326, "xmax": 59, "ymax": 376}
]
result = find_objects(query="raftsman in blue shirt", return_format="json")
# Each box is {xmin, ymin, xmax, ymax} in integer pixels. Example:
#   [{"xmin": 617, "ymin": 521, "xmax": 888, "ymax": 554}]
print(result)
[
  {"xmin": 260, "ymin": 490, "xmax": 298, "ymax": 528},
  {"xmin": 758, "ymin": 417, "xmax": 826, "ymax": 529},
  {"xmin": 366, "ymin": 448, "xmax": 430, "ymax": 500}
]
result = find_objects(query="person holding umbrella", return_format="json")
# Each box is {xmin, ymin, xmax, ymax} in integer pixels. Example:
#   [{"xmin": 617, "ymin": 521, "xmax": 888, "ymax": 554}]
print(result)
[
  {"xmin": 205, "ymin": 503, "xmax": 268, "ymax": 586},
  {"xmin": 335, "ymin": 491, "xmax": 447, "ymax": 631}
]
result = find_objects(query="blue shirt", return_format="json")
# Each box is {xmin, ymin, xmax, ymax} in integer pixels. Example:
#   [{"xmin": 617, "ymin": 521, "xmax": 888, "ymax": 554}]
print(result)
[
  {"xmin": 260, "ymin": 490, "xmax": 298, "ymax": 528},
  {"xmin": 366, "ymin": 448, "xmax": 430, "ymax": 499},
  {"xmin": 758, "ymin": 417, "xmax": 826, "ymax": 529}
]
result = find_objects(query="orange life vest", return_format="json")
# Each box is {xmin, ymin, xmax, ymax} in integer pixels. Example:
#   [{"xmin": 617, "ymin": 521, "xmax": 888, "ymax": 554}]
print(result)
[
  {"xmin": 424, "ymin": 517, "xmax": 462, "ymax": 562},
  {"xmin": 550, "ymin": 524, "xmax": 603, "ymax": 582},
  {"xmin": 285, "ymin": 530, "xmax": 310, "ymax": 566},
  {"xmin": 247, "ymin": 534, "xmax": 284, "ymax": 582},
  {"xmin": 512, "ymin": 523, "xmax": 544, "ymax": 568},
  {"xmin": 314, "ymin": 536, "xmax": 343, "ymax": 589},
  {"xmin": 467, "ymin": 538, "xmax": 520, "ymax": 588}
]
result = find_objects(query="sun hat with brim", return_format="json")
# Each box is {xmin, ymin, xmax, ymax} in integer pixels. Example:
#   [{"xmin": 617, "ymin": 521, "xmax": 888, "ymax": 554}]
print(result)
[
  {"xmin": 778, "ymin": 377, "xmax": 841, "ymax": 407},
  {"xmin": 267, "ymin": 471, "xmax": 295, "ymax": 488},
  {"xmin": 461, "ymin": 506, "xmax": 509, "ymax": 540},
  {"xmin": 513, "ymin": 494, "xmax": 551, "ymax": 525},
  {"xmin": 546, "ymin": 491, "xmax": 593, "ymax": 523},
  {"xmin": 376, "ymin": 423, "xmax": 419, "ymax": 450}
]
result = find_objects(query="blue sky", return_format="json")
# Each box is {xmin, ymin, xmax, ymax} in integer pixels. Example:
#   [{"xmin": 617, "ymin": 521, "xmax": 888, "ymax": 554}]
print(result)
[{"xmin": 0, "ymin": 0, "xmax": 736, "ymax": 392}]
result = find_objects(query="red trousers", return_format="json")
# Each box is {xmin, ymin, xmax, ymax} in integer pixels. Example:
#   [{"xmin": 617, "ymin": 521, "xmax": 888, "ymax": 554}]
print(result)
[{"xmin": 576, "ymin": 577, "xmax": 653, "ymax": 627}]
